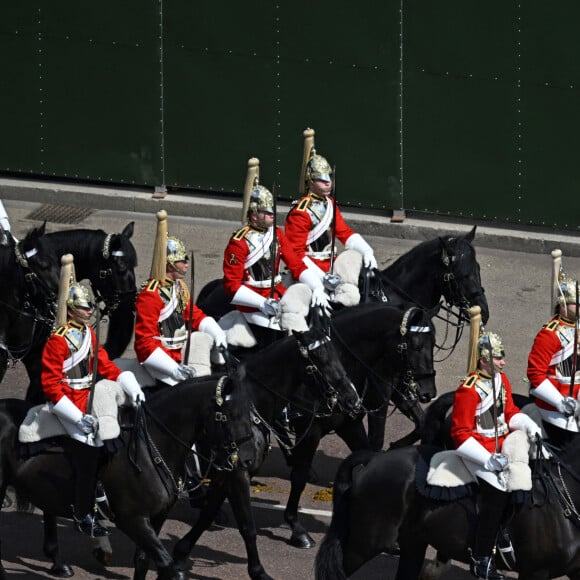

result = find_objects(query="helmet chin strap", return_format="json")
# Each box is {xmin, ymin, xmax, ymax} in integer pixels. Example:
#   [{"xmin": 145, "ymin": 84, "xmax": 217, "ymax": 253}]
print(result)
[{"xmin": 168, "ymin": 262, "xmax": 187, "ymax": 277}]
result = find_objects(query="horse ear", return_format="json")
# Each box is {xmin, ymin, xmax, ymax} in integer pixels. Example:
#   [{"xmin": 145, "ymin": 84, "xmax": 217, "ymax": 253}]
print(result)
[
  {"xmin": 121, "ymin": 222, "xmax": 134, "ymax": 239},
  {"xmin": 464, "ymin": 225, "xmax": 476, "ymax": 242},
  {"xmin": 36, "ymin": 221, "xmax": 47, "ymax": 237}
]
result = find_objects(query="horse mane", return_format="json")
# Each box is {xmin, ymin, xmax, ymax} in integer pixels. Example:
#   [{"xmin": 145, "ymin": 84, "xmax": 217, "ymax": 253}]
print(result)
[{"xmin": 45, "ymin": 227, "xmax": 136, "ymax": 268}]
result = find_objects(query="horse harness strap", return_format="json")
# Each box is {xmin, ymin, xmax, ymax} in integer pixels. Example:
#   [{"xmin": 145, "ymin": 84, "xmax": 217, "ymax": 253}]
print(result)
[{"xmin": 534, "ymin": 455, "xmax": 580, "ymax": 526}]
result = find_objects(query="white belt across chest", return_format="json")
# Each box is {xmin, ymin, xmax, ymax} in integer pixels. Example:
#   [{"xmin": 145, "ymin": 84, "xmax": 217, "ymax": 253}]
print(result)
[
  {"xmin": 305, "ymin": 249, "xmax": 332, "ymax": 260},
  {"xmin": 246, "ymin": 275, "xmax": 282, "ymax": 289},
  {"xmin": 62, "ymin": 376, "xmax": 92, "ymax": 390}
]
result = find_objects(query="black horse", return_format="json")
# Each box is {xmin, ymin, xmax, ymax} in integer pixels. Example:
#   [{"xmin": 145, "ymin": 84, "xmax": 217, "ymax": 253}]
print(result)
[
  {"xmin": 169, "ymin": 303, "xmax": 435, "ymax": 577},
  {"xmin": 161, "ymin": 315, "xmax": 362, "ymax": 580},
  {"xmin": 0, "ymin": 223, "xmax": 138, "ymax": 404},
  {"xmin": 280, "ymin": 303, "xmax": 437, "ymax": 549},
  {"xmin": 196, "ymin": 227, "xmax": 488, "ymax": 451},
  {"xmin": 196, "ymin": 226, "xmax": 489, "ymax": 326},
  {"xmin": 316, "ymin": 433, "xmax": 580, "ymax": 580},
  {"xmin": 0, "ymin": 224, "xmax": 60, "ymax": 385},
  {"xmin": 0, "ymin": 372, "xmax": 256, "ymax": 580}
]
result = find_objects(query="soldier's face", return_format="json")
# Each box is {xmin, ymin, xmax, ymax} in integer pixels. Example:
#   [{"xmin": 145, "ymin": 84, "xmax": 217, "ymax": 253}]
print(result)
[
  {"xmin": 309, "ymin": 178, "xmax": 333, "ymax": 196},
  {"xmin": 250, "ymin": 211, "xmax": 274, "ymax": 230}
]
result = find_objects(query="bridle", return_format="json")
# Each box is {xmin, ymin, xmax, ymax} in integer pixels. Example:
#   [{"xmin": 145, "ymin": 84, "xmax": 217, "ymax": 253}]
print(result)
[
  {"xmin": 127, "ymin": 377, "xmax": 253, "ymax": 499},
  {"xmin": 248, "ymin": 331, "xmax": 359, "ymax": 452},
  {"xmin": 331, "ymin": 306, "xmax": 435, "ymax": 415},
  {"xmin": 93, "ymin": 232, "xmax": 136, "ymax": 313},
  {"xmin": 14, "ymin": 241, "xmax": 57, "ymax": 300},
  {"xmin": 439, "ymin": 239, "xmax": 486, "ymax": 317}
]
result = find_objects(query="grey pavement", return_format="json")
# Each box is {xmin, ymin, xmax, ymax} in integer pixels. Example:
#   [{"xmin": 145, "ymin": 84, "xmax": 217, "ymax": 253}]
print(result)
[{"xmin": 1, "ymin": 176, "xmax": 580, "ymax": 256}]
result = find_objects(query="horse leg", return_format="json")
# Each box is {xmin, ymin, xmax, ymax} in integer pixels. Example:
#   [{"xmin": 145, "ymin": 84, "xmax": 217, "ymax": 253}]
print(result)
[
  {"xmin": 115, "ymin": 512, "xmax": 182, "ymax": 580},
  {"xmin": 23, "ymin": 354, "xmax": 45, "ymax": 405},
  {"xmin": 42, "ymin": 513, "xmax": 73, "ymax": 578},
  {"xmin": 284, "ymin": 432, "xmax": 322, "ymax": 549},
  {"xmin": 225, "ymin": 470, "xmax": 273, "ymax": 580},
  {"xmin": 395, "ymin": 542, "xmax": 429, "ymax": 580},
  {"xmin": 173, "ymin": 482, "xmax": 229, "ymax": 574},
  {"xmin": 0, "ymin": 349, "xmax": 7, "ymax": 384},
  {"xmin": 367, "ymin": 413, "xmax": 387, "ymax": 451}
]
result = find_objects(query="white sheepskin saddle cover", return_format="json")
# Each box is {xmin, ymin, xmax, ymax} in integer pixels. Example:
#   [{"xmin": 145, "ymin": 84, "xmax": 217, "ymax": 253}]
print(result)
[
  {"xmin": 427, "ymin": 430, "xmax": 532, "ymax": 492},
  {"xmin": 219, "ymin": 310, "xmax": 258, "ymax": 348},
  {"xmin": 332, "ymin": 250, "xmax": 361, "ymax": 307},
  {"xmin": 280, "ymin": 283, "xmax": 311, "ymax": 332},
  {"xmin": 19, "ymin": 379, "xmax": 130, "ymax": 444}
]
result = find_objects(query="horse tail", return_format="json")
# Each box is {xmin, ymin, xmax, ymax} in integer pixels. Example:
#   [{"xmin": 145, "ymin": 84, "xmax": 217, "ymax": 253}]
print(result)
[
  {"xmin": 315, "ymin": 450, "xmax": 377, "ymax": 580},
  {"xmin": 420, "ymin": 391, "xmax": 455, "ymax": 446}
]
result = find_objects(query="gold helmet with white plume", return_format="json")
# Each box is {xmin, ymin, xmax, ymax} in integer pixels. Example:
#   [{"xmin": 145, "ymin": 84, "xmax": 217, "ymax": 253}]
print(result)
[
  {"xmin": 56, "ymin": 254, "xmax": 80, "ymax": 326},
  {"xmin": 299, "ymin": 128, "xmax": 333, "ymax": 194},
  {"xmin": 466, "ymin": 305, "xmax": 482, "ymax": 373},
  {"xmin": 241, "ymin": 157, "xmax": 274, "ymax": 225},
  {"xmin": 478, "ymin": 332, "xmax": 505, "ymax": 362},
  {"xmin": 150, "ymin": 210, "xmax": 168, "ymax": 281}
]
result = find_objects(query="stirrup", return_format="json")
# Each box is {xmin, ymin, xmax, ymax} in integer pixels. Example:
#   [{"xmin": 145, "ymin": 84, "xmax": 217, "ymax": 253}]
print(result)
[
  {"xmin": 469, "ymin": 555, "xmax": 505, "ymax": 580},
  {"xmin": 74, "ymin": 512, "xmax": 110, "ymax": 538}
]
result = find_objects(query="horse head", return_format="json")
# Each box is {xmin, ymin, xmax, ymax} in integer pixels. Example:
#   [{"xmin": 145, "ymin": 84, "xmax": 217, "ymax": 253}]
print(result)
[
  {"xmin": 439, "ymin": 226, "xmax": 489, "ymax": 324},
  {"xmin": 205, "ymin": 374, "xmax": 256, "ymax": 472},
  {"xmin": 93, "ymin": 222, "xmax": 137, "ymax": 301},
  {"xmin": 293, "ymin": 310, "xmax": 362, "ymax": 416},
  {"xmin": 396, "ymin": 306, "xmax": 437, "ymax": 405},
  {"xmin": 12, "ymin": 222, "xmax": 59, "ymax": 303}
]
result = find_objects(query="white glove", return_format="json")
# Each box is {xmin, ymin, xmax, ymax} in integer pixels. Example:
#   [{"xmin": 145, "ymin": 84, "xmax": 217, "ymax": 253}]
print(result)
[
  {"xmin": 485, "ymin": 453, "xmax": 509, "ymax": 472},
  {"xmin": 560, "ymin": 396, "xmax": 578, "ymax": 417},
  {"xmin": 198, "ymin": 316, "xmax": 228, "ymax": 349},
  {"xmin": 311, "ymin": 286, "xmax": 332, "ymax": 312},
  {"xmin": 509, "ymin": 413, "xmax": 543, "ymax": 441},
  {"xmin": 117, "ymin": 370, "xmax": 146, "ymax": 405},
  {"xmin": 173, "ymin": 364, "xmax": 196, "ymax": 381},
  {"xmin": 261, "ymin": 298, "xmax": 281, "ymax": 318},
  {"xmin": 345, "ymin": 233, "xmax": 378, "ymax": 269},
  {"xmin": 77, "ymin": 414, "xmax": 98, "ymax": 435}
]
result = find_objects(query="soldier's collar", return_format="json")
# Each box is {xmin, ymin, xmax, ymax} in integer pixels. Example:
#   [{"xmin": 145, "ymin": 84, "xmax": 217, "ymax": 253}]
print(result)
[
  {"xmin": 161, "ymin": 277, "xmax": 174, "ymax": 287},
  {"xmin": 559, "ymin": 314, "xmax": 576, "ymax": 326},
  {"xmin": 68, "ymin": 321, "xmax": 85, "ymax": 331},
  {"xmin": 307, "ymin": 191, "xmax": 329, "ymax": 202},
  {"xmin": 477, "ymin": 370, "xmax": 493, "ymax": 380},
  {"xmin": 248, "ymin": 224, "xmax": 268, "ymax": 233}
]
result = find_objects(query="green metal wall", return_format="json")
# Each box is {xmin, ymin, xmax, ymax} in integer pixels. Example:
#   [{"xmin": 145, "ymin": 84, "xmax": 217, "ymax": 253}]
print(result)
[{"xmin": 1, "ymin": 2, "xmax": 578, "ymax": 229}]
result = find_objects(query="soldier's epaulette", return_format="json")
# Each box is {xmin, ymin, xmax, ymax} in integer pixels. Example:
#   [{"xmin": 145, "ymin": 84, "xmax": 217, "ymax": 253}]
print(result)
[
  {"xmin": 146, "ymin": 279, "xmax": 159, "ymax": 292},
  {"xmin": 545, "ymin": 319, "xmax": 559, "ymax": 332},
  {"xmin": 233, "ymin": 226, "xmax": 250, "ymax": 241},
  {"xmin": 460, "ymin": 375, "xmax": 478, "ymax": 389},
  {"xmin": 295, "ymin": 197, "xmax": 312, "ymax": 212},
  {"xmin": 54, "ymin": 325, "xmax": 68, "ymax": 337}
]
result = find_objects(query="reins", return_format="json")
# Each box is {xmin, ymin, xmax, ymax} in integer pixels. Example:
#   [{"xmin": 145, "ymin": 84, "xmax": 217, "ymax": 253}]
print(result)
[
  {"xmin": 126, "ymin": 377, "xmax": 247, "ymax": 499},
  {"xmin": 531, "ymin": 439, "xmax": 580, "ymax": 526}
]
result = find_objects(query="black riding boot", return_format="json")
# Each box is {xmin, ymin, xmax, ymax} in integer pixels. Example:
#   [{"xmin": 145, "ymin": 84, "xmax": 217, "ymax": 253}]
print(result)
[
  {"xmin": 471, "ymin": 479, "xmax": 509, "ymax": 580},
  {"xmin": 67, "ymin": 439, "xmax": 110, "ymax": 537}
]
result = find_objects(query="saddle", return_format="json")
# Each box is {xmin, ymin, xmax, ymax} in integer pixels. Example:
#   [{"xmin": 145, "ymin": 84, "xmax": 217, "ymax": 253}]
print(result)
[
  {"xmin": 19, "ymin": 380, "xmax": 131, "ymax": 445},
  {"xmin": 417, "ymin": 430, "xmax": 533, "ymax": 500}
]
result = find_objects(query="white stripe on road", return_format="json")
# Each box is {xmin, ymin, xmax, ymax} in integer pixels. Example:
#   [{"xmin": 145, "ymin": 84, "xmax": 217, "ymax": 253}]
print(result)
[{"xmin": 249, "ymin": 499, "xmax": 332, "ymax": 518}]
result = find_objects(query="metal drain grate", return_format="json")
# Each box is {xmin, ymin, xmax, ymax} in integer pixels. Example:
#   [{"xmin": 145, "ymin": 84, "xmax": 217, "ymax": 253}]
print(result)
[{"xmin": 27, "ymin": 204, "xmax": 95, "ymax": 224}]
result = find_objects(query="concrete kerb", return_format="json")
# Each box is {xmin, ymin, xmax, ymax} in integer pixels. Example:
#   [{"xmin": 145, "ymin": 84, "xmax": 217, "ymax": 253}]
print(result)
[{"xmin": 1, "ymin": 176, "xmax": 580, "ymax": 256}]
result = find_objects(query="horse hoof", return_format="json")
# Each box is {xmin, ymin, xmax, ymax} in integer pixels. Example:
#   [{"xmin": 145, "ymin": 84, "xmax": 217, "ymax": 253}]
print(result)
[
  {"xmin": 92, "ymin": 547, "xmax": 112, "ymax": 566},
  {"xmin": 289, "ymin": 533, "xmax": 316, "ymax": 549},
  {"xmin": 49, "ymin": 564, "xmax": 73, "ymax": 578}
]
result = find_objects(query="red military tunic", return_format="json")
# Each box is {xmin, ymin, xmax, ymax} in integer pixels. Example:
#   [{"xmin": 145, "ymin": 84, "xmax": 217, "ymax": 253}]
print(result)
[
  {"xmin": 134, "ymin": 277, "xmax": 207, "ymax": 364},
  {"xmin": 42, "ymin": 321, "xmax": 121, "ymax": 413},
  {"xmin": 451, "ymin": 371, "xmax": 521, "ymax": 452},
  {"xmin": 527, "ymin": 316, "xmax": 580, "ymax": 412},
  {"xmin": 223, "ymin": 225, "xmax": 307, "ymax": 313},
  {"xmin": 285, "ymin": 192, "xmax": 355, "ymax": 272}
]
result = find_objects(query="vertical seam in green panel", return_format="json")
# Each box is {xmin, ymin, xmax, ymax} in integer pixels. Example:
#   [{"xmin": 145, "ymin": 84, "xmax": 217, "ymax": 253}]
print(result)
[
  {"xmin": 159, "ymin": 0, "xmax": 166, "ymax": 187},
  {"xmin": 399, "ymin": 0, "xmax": 404, "ymax": 209}
]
